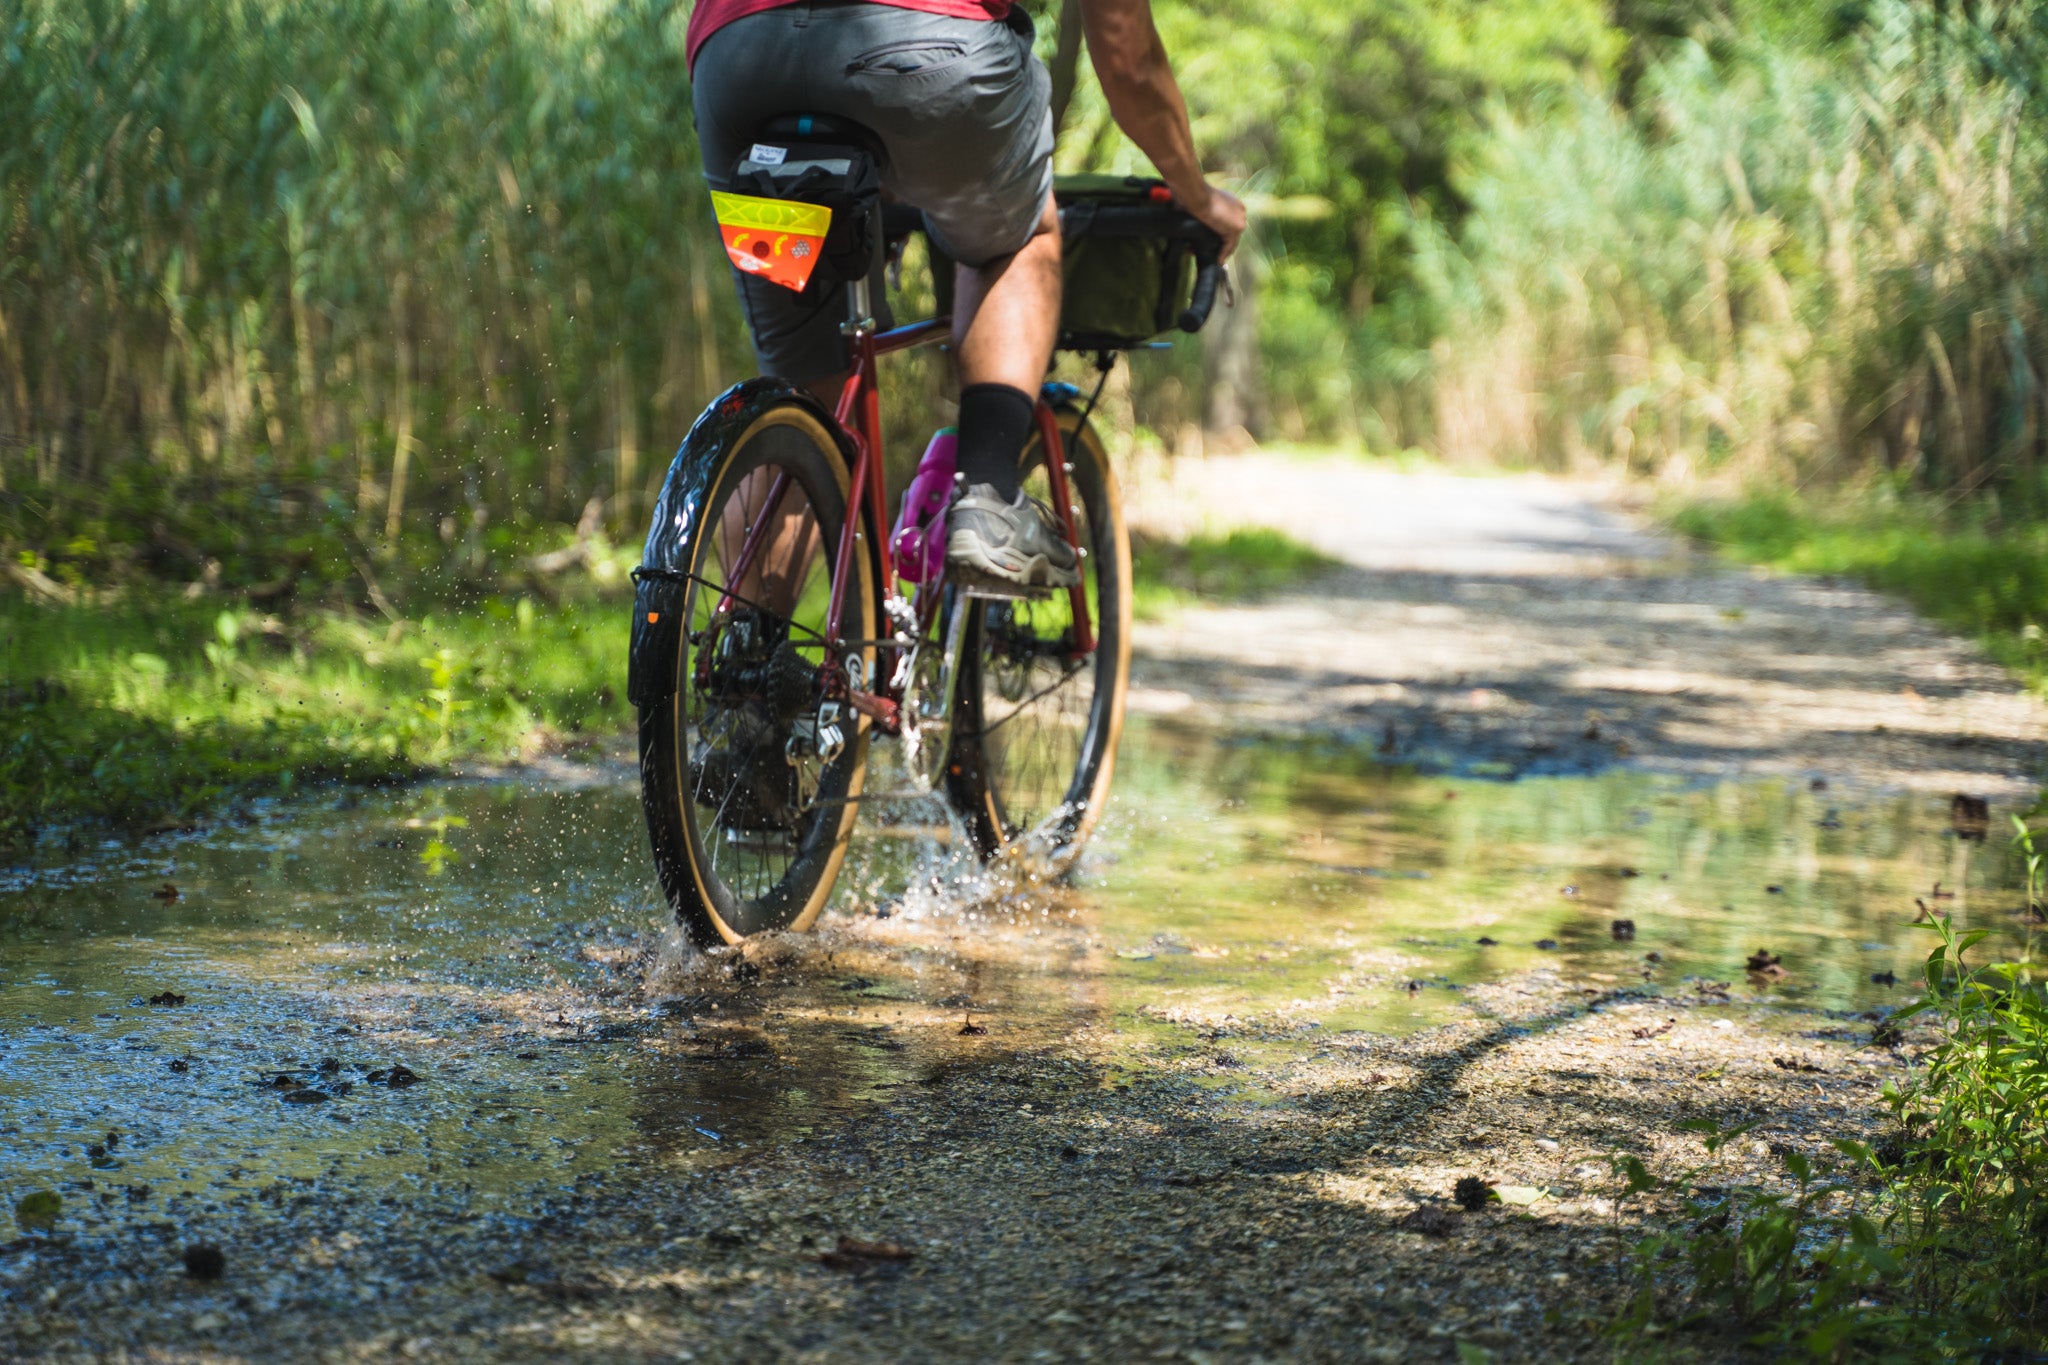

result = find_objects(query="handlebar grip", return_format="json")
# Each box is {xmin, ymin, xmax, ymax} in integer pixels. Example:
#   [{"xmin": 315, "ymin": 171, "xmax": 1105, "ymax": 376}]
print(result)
[{"xmin": 1178, "ymin": 227, "xmax": 1227, "ymax": 333}]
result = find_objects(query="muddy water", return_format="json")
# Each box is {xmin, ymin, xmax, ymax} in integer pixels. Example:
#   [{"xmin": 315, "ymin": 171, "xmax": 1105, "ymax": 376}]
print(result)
[{"xmin": 0, "ymin": 721, "xmax": 2027, "ymax": 1223}]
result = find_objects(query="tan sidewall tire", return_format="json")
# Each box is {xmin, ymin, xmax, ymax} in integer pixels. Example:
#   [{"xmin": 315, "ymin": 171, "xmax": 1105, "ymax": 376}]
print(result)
[
  {"xmin": 968, "ymin": 411, "xmax": 1130, "ymax": 871},
  {"xmin": 666, "ymin": 404, "xmax": 874, "ymax": 944}
]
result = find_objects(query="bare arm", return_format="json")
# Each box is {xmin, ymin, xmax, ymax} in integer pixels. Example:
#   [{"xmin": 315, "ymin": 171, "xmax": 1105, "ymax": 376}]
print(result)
[{"xmin": 1080, "ymin": 0, "xmax": 1245, "ymax": 258}]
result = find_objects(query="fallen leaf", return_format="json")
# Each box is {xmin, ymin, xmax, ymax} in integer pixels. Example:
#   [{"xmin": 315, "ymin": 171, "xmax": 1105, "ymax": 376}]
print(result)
[
  {"xmin": 1401, "ymin": 1204, "xmax": 1458, "ymax": 1237},
  {"xmin": 1493, "ymin": 1185, "xmax": 1547, "ymax": 1207},
  {"xmin": 819, "ymin": 1235, "xmax": 915, "ymax": 1269}
]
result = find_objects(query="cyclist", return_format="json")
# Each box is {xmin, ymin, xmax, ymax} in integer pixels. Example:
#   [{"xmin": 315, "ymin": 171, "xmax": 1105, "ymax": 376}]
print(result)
[{"xmin": 687, "ymin": 0, "xmax": 1246, "ymax": 588}]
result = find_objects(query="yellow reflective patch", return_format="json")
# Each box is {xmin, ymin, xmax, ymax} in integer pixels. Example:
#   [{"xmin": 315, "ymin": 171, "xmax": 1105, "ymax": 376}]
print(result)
[{"xmin": 711, "ymin": 192, "xmax": 831, "ymax": 238}]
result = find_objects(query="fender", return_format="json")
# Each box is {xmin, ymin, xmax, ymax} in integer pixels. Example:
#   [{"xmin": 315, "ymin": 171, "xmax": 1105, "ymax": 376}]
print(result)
[{"xmin": 627, "ymin": 378, "xmax": 870, "ymax": 711}]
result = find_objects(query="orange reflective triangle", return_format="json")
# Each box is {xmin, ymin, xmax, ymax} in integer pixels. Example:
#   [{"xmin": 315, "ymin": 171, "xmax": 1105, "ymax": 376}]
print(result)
[{"xmin": 712, "ymin": 192, "xmax": 832, "ymax": 294}]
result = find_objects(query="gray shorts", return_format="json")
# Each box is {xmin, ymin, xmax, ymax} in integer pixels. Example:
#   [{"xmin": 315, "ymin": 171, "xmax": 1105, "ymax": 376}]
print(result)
[{"xmin": 692, "ymin": 1, "xmax": 1054, "ymax": 381}]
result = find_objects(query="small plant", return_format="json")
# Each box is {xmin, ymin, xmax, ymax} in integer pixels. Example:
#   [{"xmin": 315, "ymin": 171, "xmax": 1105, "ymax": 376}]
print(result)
[
  {"xmin": 412, "ymin": 647, "xmax": 472, "ymax": 763},
  {"xmin": 202, "ymin": 611, "xmax": 242, "ymax": 696},
  {"xmin": 1607, "ymin": 1125, "xmax": 1891, "ymax": 1357}
]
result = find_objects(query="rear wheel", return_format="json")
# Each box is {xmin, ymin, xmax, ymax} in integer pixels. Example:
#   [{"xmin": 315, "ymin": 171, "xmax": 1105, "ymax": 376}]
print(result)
[
  {"xmin": 639, "ymin": 400, "xmax": 875, "ymax": 944},
  {"xmin": 947, "ymin": 405, "xmax": 1131, "ymax": 869}
]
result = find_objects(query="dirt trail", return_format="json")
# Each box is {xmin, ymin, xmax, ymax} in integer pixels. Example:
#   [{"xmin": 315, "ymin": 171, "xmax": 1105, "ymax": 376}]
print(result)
[
  {"xmin": 8, "ymin": 457, "xmax": 2042, "ymax": 1364},
  {"xmin": 1126, "ymin": 452, "xmax": 2048, "ymax": 796}
]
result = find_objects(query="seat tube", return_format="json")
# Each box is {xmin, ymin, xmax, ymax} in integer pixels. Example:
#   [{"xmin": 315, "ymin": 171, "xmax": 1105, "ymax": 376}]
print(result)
[{"xmin": 1036, "ymin": 401, "xmax": 1096, "ymax": 656}]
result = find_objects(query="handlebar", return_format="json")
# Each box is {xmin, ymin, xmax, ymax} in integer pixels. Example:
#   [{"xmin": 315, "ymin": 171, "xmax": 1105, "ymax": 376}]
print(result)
[
  {"xmin": 1054, "ymin": 200, "xmax": 1228, "ymax": 335},
  {"xmin": 885, "ymin": 194, "xmax": 1232, "ymax": 341},
  {"xmin": 1182, "ymin": 228, "xmax": 1225, "ymax": 334}
]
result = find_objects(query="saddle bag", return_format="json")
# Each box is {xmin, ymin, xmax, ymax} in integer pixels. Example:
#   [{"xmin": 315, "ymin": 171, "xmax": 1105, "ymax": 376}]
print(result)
[{"xmin": 721, "ymin": 138, "xmax": 882, "ymax": 295}]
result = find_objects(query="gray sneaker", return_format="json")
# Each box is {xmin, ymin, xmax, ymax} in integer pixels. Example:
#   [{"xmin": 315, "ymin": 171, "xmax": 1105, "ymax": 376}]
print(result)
[{"xmin": 946, "ymin": 483, "xmax": 1081, "ymax": 589}]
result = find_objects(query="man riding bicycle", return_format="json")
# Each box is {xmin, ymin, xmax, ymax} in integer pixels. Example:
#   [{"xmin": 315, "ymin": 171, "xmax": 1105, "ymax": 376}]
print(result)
[{"xmin": 687, "ymin": 0, "xmax": 1246, "ymax": 589}]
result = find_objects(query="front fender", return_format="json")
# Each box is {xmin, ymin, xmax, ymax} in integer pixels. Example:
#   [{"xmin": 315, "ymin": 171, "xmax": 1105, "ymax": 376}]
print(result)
[{"xmin": 627, "ymin": 379, "xmax": 863, "ymax": 710}]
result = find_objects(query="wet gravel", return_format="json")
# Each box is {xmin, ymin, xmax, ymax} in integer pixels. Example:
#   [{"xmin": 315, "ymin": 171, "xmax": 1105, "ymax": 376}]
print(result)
[{"xmin": 0, "ymin": 936, "xmax": 1927, "ymax": 1362}]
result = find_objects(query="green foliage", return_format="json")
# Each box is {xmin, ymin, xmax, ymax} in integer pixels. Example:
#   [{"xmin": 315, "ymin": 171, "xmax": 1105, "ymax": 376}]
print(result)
[
  {"xmin": 1425, "ymin": 0, "xmax": 2048, "ymax": 491},
  {"xmin": 1049, "ymin": 0, "xmax": 1619, "ymax": 442},
  {"xmin": 1609, "ymin": 1128, "xmax": 1896, "ymax": 1357},
  {"xmin": 1, "ymin": 0, "xmax": 732, "ymax": 551},
  {"xmin": 1130, "ymin": 526, "xmax": 1339, "ymax": 620},
  {"xmin": 13, "ymin": 1191, "xmax": 61, "ymax": 1235},
  {"xmin": 0, "ymin": 592, "xmax": 624, "ymax": 844},
  {"xmin": 1879, "ymin": 908, "xmax": 2048, "ymax": 1337}
]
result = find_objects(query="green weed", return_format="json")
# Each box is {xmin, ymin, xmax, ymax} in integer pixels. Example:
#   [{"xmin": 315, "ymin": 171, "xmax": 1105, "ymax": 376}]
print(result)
[
  {"xmin": 1130, "ymin": 526, "xmax": 1340, "ymax": 620},
  {"xmin": 0, "ymin": 591, "xmax": 625, "ymax": 845},
  {"xmin": 1609, "ymin": 823, "xmax": 2048, "ymax": 1355},
  {"xmin": 1669, "ymin": 485, "xmax": 2048, "ymax": 693}
]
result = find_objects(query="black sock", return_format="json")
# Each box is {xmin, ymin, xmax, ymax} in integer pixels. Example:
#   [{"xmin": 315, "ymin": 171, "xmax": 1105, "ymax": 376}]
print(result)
[{"xmin": 955, "ymin": 383, "xmax": 1034, "ymax": 501}]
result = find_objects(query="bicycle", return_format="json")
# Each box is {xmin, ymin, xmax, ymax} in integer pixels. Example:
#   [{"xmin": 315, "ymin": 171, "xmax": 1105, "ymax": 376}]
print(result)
[{"xmin": 629, "ymin": 119, "xmax": 1225, "ymax": 947}]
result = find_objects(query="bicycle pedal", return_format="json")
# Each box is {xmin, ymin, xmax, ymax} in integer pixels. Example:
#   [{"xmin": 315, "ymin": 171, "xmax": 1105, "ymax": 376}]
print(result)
[{"xmin": 953, "ymin": 574, "xmax": 1053, "ymax": 602}]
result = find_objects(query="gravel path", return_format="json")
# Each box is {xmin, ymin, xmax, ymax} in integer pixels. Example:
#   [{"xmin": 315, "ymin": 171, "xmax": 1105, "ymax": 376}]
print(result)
[
  {"xmin": 7, "ymin": 456, "xmax": 2041, "ymax": 1363},
  {"xmin": 1125, "ymin": 453, "xmax": 2048, "ymax": 796}
]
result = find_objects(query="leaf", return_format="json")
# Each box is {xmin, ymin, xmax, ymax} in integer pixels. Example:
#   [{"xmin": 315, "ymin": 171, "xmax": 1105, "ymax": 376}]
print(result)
[
  {"xmin": 15, "ymin": 1190, "xmax": 60, "ymax": 1233},
  {"xmin": 1493, "ymin": 1184, "xmax": 1547, "ymax": 1206}
]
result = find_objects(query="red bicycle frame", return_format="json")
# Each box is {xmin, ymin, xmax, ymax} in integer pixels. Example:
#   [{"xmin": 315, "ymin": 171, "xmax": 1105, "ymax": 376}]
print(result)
[{"xmin": 716, "ymin": 299, "xmax": 1096, "ymax": 734}]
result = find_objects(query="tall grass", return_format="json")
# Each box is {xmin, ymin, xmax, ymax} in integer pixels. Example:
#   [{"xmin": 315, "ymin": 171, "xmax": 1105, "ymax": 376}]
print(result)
[
  {"xmin": 1423, "ymin": 2, "xmax": 2048, "ymax": 494},
  {"xmin": 0, "ymin": 0, "xmax": 739, "ymax": 561}
]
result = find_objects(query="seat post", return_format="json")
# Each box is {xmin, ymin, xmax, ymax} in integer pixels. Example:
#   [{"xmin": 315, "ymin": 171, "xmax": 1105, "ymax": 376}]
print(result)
[{"xmin": 843, "ymin": 276, "xmax": 875, "ymax": 336}]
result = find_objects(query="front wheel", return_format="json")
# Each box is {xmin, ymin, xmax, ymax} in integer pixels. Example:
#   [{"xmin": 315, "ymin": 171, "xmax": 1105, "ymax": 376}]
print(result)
[
  {"xmin": 946, "ymin": 403, "xmax": 1131, "ymax": 870},
  {"xmin": 637, "ymin": 388, "xmax": 876, "ymax": 945}
]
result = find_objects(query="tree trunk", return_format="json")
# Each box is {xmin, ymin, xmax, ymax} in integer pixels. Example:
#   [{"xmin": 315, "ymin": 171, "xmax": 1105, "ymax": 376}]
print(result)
[
  {"xmin": 1204, "ymin": 259, "xmax": 1262, "ymax": 441},
  {"xmin": 1048, "ymin": 0, "xmax": 1084, "ymax": 141}
]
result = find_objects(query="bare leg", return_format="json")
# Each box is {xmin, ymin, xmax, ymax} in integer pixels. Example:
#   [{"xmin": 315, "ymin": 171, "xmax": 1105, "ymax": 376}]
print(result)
[
  {"xmin": 718, "ymin": 469, "xmax": 822, "ymax": 614},
  {"xmin": 952, "ymin": 196, "xmax": 1062, "ymax": 391}
]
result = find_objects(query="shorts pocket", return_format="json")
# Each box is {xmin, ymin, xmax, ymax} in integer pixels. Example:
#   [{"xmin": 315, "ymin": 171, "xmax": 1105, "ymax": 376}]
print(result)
[{"xmin": 845, "ymin": 38, "xmax": 969, "ymax": 78}]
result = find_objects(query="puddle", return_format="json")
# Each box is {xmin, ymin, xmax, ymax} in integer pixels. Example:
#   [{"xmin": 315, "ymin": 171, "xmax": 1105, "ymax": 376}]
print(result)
[{"xmin": 1, "ymin": 720, "xmax": 2031, "ymax": 1223}]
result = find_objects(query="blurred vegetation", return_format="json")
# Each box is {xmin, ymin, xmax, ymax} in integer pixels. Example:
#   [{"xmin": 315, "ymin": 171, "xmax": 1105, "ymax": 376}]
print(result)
[
  {"xmin": 1674, "ymin": 484, "xmax": 2048, "ymax": 687},
  {"xmin": 1130, "ymin": 526, "xmax": 1338, "ymax": 620}
]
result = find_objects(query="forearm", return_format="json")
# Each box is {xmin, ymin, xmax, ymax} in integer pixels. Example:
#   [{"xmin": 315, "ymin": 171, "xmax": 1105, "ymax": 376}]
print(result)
[{"xmin": 1083, "ymin": 3, "xmax": 1210, "ymax": 211}]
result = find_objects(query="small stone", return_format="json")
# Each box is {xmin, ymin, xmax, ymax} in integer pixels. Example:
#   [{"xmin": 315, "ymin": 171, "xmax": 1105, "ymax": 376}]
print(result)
[
  {"xmin": 1610, "ymin": 919, "xmax": 1635, "ymax": 940},
  {"xmin": 1534, "ymin": 939, "xmax": 1558, "ymax": 951},
  {"xmin": 281, "ymin": 1089, "xmax": 327, "ymax": 1104}
]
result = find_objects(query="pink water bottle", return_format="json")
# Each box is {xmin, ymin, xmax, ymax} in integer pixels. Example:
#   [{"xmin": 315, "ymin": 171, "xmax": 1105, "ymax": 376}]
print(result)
[{"xmin": 891, "ymin": 428, "xmax": 957, "ymax": 584}]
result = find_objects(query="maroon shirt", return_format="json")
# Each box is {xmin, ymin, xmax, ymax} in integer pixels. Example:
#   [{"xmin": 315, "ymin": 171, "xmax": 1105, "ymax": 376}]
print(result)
[{"xmin": 688, "ymin": 0, "xmax": 1014, "ymax": 70}]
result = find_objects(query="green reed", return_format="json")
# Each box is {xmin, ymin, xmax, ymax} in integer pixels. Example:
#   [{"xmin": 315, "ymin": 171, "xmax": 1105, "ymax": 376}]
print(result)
[
  {"xmin": 1421, "ymin": 1, "xmax": 2048, "ymax": 499},
  {"xmin": 0, "ymin": 0, "xmax": 739, "ymax": 550}
]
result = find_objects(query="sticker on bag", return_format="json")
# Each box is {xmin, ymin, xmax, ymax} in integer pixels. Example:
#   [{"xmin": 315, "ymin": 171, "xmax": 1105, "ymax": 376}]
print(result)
[{"xmin": 711, "ymin": 191, "xmax": 832, "ymax": 293}]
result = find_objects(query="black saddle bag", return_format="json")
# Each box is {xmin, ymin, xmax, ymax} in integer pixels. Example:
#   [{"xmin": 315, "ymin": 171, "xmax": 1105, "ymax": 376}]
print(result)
[{"xmin": 729, "ymin": 138, "xmax": 883, "ymax": 292}]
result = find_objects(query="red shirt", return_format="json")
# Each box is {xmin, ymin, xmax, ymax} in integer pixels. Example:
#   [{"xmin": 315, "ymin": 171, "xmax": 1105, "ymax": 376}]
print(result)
[{"xmin": 687, "ymin": 0, "xmax": 1013, "ymax": 70}]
